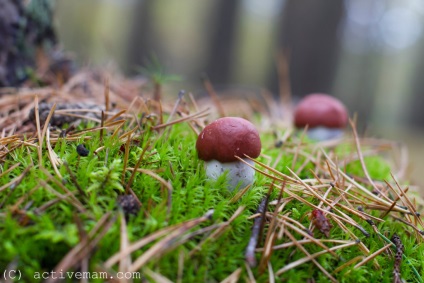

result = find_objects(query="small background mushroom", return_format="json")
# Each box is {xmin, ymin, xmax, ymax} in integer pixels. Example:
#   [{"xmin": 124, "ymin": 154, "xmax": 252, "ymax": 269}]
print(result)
[{"xmin": 293, "ymin": 93, "xmax": 348, "ymax": 140}]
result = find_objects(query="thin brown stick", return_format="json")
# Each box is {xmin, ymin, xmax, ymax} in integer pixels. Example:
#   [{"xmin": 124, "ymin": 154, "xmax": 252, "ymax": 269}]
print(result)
[
  {"xmin": 275, "ymin": 240, "xmax": 358, "ymax": 275},
  {"xmin": 125, "ymin": 141, "xmax": 151, "ymax": 193},
  {"xmin": 152, "ymin": 108, "xmax": 210, "ymax": 130},
  {"xmin": 258, "ymin": 182, "xmax": 285, "ymax": 273},
  {"xmin": 281, "ymin": 228, "xmax": 338, "ymax": 282},
  {"xmin": 104, "ymin": 77, "xmax": 110, "ymax": 114},
  {"xmin": 99, "ymin": 111, "xmax": 105, "ymax": 142},
  {"xmin": 349, "ymin": 119, "xmax": 387, "ymax": 198},
  {"xmin": 62, "ymin": 162, "xmax": 88, "ymax": 199},
  {"xmin": 390, "ymin": 172, "xmax": 424, "ymax": 228},
  {"xmin": 189, "ymin": 207, "xmax": 245, "ymax": 256},
  {"xmin": 220, "ymin": 268, "xmax": 242, "ymax": 283},
  {"xmin": 245, "ymin": 197, "xmax": 268, "ymax": 267},
  {"xmin": 118, "ymin": 213, "xmax": 131, "ymax": 281},
  {"xmin": 46, "ymin": 213, "xmax": 115, "ymax": 283},
  {"xmin": 354, "ymin": 243, "xmax": 392, "ymax": 268},
  {"xmin": 121, "ymin": 134, "xmax": 132, "ymax": 184},
  {"xmin": 201, "ymin": 73, "xmax": 225, "ymax": 117},
  {"xmin": 34, "ymin": 96, "xmax": 42, "ymax": 165},
  {"xmin": 129, "ymin": 210, "xmax": 213, "ymax": 272}
]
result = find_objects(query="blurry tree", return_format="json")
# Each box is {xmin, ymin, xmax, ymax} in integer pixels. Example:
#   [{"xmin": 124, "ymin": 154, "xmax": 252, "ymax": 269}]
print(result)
[
  {"xmin": 333, "ymin": 50, "xmax": 381, "ymax": 131},
  {"xmin": 204, "ymin": 0, "xmax": 241, "ymax": 85},
  {"xmin": 274, "ymin": 0, "xmax": 345, "ymax": 97},
  {"xmin": 410, "ymin": 49, "xmax": 424, "ymax": 129},
  {"xmin": 126, "ymin": 0, "xmax": 241, "ymax": 86},
  {"xmin": 126, "ymin": 0, "xmax": 159, "ymax": 74}
]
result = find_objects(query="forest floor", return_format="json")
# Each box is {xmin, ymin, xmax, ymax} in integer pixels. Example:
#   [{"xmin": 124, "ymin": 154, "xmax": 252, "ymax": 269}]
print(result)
[{"xmin": 0, "ymin": 69, "xmax": 423, "ymax": 283}]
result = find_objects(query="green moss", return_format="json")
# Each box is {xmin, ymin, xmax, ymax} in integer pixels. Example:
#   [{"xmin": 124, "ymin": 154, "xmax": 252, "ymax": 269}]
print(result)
[
  {"xmin": 0, "ymin": 117, "xmax": 422, "ymax": 283},
  {"xmin": 345, "ymin": 156, "xmax": 391, "ymax": 180}
]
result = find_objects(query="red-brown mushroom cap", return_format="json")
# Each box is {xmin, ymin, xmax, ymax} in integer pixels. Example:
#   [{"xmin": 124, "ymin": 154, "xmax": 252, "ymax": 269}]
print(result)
[
  {"xmin": 294, "ymin": 93, "xmax": 348, "ymax": 129},
  {"xmin": 196, "ymin": 117, "xmax": 261, "ymax": 163}
]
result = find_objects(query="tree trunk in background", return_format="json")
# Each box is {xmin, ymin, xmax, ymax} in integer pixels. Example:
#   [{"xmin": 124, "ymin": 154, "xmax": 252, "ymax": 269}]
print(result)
[
  {"xmin": 274, "ymin": 0, "xmax": 344, "ymax": 97},
  {"xmin": 409, "ymin": 51, "xmax": 424, "ymax": 129},
  {"xmin": 204, "ymin": 0, "xmax": 241, "ymax": 85},
  {"xmin": 336, "ymin": 52, "xmax": 381, "ymax": 133},
  {"xmin": 126, "ymin": 0, "xmax": 158, "ymax": 74}
]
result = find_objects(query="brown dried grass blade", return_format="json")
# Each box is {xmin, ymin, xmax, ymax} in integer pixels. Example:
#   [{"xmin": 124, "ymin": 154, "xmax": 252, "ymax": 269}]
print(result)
[
  {"xmin": 281, "ymin": 188, "xmax": 355, "ymax": 226},
  {"xmin": 119, "ymin": 213, "xmax": 132, "ymax": 281},
  {"xmin": 105, "ymin": 109, "xmax": 128, "ymax": 125},
  {"xmin": 229, "ymin": 184, "xmax": 251, "ymax": 204},
  {"xmin": 46, "ymin": 126, "xmax": 62, "ymax": 178},
  {"xmin": 285, "ymin": 170, "xmax": 364, "ymax": 231},
  {"xmin": 278, "ymin": 216, "xmax": 338, "ymax": 258},
  {"xmin": 325, "ymin": 158, "xmax": 410, "ymax": 214},
  {"xmin": 152, "ymin": 107, "xmax": 210, "ymax": 130},
  {"xmin": 46, "ymin": 213, "xmax": 115, "ymax": 283},
  {"xmin": 390, "ymin": 172, "xmax": 424, "ymax": 228},
  {"xmin": 40, "ymin": 103, "xmax": 57, "ymax": 146},
  {"xmin": 244, "ymin": 261, "xmax": 257, "ymax": 283},
  {"xmin": 0, "ymin": 166, "xmax": 31, "ymax": 193},
  {"xmin": 34, "ymin": 96, "xmax": 42, "ymax": 165},
  {"xmin": 354, "ymin": 243, "xmax": 392, "ymax": 268},
  {"xmin": 127, "ymin": 168, "xmax": 173, "ymax": 193},
  {"xmin": 330, "ymin": 216, "xmax": 370, "ymax": 254},
  {"xmin": 0, "ymin": 162, "xmax": 21, "ymax": 178},
  {"xmin": 104, "ymin": 77, "xmax": 110, "ymax": 114},
  {"xmin": 125, "ymin": 140, "xmax": 151, "ymax": 193},
  {"xmin": 143, "ymin": 268, "xmax": 173, "ymax": 283},
  {"xmin": 275, "ymin": 240, "xmax": 358, "ymax": 275},
  {"xmin": 349, "ymin": 119, "xmax": 381, "ymax": 193},
  {"xmin": 105, "ymin": 223, "xmax": 185, "ymax": 268},
  {"xmin": 40, "ymin": 167, "xmax": 85, "ymax": 210},
  {"xmin": 38, "ymin": 179, "xmax": 85, "ymax": 212},
  {"xmin": 235, "ymin": 155, "xmax": 295, "ymax": 184},
  {"xmin": 219, "ymin": 268, "xmax": 242, "ymax": 283},
  {"xmin": 281, "ymin": 229, "xmax": 338, "ymax": 282},
  {"xmin": 258, "ymin": 183, "xmax": 285, "ymax": 273},
  {"xmin": 189, "ymin": 206, "xmax": 245, "ymax": 256},
  {"xmin": 256, "ymin": 239, "xmax": 351, "ymax": 252},
  {"xmin": 333, "ymin": 256, "xmax": 364, "ymax": 273},
  {"xmin": 121, "ymin": 134, "xmax": 132, "ymax": 184},
  {"xmin": 128, "ymin": 210, "xmax": 213, "ymax": 272},
  {"xmin": 201, "ymin": 74, "xmax": 225, "ymax": 117}
]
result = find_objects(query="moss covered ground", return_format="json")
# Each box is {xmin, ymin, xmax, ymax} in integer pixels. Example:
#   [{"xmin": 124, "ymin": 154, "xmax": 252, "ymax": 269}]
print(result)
[{"xmin": 0, "ymin": 84, "xmax": 423, "ymax": 283}]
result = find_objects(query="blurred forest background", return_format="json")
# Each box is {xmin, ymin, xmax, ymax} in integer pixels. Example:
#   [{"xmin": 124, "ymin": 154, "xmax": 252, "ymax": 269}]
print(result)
[{"xmin": 28, "ymin": 0, "xmax": 424, "ymax": 186}]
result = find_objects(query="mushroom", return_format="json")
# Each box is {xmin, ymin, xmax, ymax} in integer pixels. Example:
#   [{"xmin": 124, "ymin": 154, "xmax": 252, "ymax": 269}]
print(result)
[
  {"xmin": 196, "ymin": 117, "xmax": 261, "ymax": 190},
  {"xmin": 294, "ymin": 93, "xmax": 348, "ymax": 140}
]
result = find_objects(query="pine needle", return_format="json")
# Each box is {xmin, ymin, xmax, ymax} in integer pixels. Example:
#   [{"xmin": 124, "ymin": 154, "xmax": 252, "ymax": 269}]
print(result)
[
  {"xmin": 129, "ymin": 210, "xmax": 213, "ymax": 272},
  {"xmin": 354, "ymin": 243, "xmax": 392, "ymax": 268},
  {"xmin": 219, "ymin": 268, "xmax": 242, "ymax": 283},
  {"xmin": 144, "ymin": 268, "xmax": 173, "ymax": 283},
  {"xmin": 34, "ymin": 96, "xmax": 43, "ymax": 165},
  {"xmin": 118, "ymin": 213, "xmax": 131, "ymax": 281}
]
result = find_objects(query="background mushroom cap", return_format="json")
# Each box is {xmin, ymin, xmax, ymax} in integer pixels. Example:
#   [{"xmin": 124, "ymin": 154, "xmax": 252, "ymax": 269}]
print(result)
[
  {"xmin": 294, "ymin": 93, "xmax": 348, "ymax": 129},
  {"xmin": 196, "ymin": 117, "xmax": 261, "ymax": 163}
]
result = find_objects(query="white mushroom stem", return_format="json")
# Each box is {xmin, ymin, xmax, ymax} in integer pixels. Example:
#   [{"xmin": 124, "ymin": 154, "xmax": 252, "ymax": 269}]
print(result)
[
  {"xmin": 204, "ymin": 159, "xmax": 255, "ymax": 191},
  {"xmin": 307, "ymin": 127, "xmax": 344, "ymax": 141}
]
